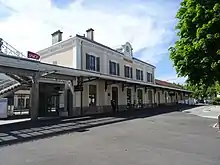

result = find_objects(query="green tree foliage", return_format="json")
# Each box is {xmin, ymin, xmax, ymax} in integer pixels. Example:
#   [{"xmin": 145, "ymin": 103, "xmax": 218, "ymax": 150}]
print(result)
[
  {"xmin": 169, "ymin": 0, "xmax": 220, "ymax": 86},
  {"xmin": 185, "ymin": 82, "xmax": 220, "ymax": 99}
]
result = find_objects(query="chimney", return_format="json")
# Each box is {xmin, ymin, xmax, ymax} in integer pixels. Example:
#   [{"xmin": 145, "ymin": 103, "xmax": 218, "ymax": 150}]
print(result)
[
  {"xmin": 51, "ymin": 30, "xmax": 63, "ymax": 45},
  {"xmin": 86, "ymin": 28, "xmax": 94, "ymax": 40}
]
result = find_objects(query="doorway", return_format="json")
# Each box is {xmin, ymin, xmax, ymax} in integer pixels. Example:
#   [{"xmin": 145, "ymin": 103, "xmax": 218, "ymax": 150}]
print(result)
[
  {"xmin": 137, "ymin": 89, "xmax": 143, "ymax": 108},
  {"xmin": 112, "ymin": 86, "xmax": 118, "ymax": 111},
  {"xmin": 127, "ymin": 88, "xmax": 132, "ymax": 108},
  {"xmin": 158, "ymin": 92, "xmax": 161, "ymax": 105}
]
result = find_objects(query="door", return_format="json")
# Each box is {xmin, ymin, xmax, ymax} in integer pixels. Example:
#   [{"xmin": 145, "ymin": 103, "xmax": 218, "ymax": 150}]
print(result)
[
  {"xmin": 137, "ymin": 89, "xmax": 143, "ymax": 108},
  {"xmin": 112, "ymin": 87, "xmax": 118, "ymax": 111},
  {"xmin": 157, "ymin": 92, "xmax": 160, "ymax": 104},
  {"xmin": 127, "ymin": 88, "xmax": 132, "ymax": 108}
]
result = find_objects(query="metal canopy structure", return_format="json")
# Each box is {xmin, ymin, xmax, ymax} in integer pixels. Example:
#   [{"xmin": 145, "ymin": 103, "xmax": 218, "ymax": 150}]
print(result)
[{"xmin": 0, "ymin": 52, "xmax": 190, "ymax": 93}]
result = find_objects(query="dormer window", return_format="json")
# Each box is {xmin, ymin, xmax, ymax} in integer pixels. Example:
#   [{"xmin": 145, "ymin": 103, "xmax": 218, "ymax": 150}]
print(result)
[{"xmin": 126, "ymin": 46, "xmax": 130, "ymax": 53}]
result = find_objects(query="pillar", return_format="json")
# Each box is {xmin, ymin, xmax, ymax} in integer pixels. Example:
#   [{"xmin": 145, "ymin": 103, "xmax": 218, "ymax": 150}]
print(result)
[
  {"xmin": 63, "ymin": 80, "xmax": 76, "ymax": 116},
  {"xmin": 30, "ymin": 73, "xmax": 39, "ymax": 121}
]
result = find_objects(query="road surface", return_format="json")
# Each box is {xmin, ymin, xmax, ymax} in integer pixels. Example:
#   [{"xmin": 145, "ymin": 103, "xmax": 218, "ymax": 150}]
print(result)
[{"xmin": 0, "ymin": 108, "xmax": 220, "ymax": 165}]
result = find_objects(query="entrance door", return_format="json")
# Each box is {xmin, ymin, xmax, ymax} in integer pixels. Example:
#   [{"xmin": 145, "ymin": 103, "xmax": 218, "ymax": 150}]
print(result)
[
  {"xmin": 112, "ymin": 87, "xmax": 118, "ymax": 111},
  {"xmin": 157, "ymin": 92, "xmax": 160, "ymax": 104},
  {"xmin": 137, "ymin": 89, "xmax": 143, "ymax": 108},
  {"xmin": 127, "ymin": 88, "xmax": 132, "ymax": 108}
]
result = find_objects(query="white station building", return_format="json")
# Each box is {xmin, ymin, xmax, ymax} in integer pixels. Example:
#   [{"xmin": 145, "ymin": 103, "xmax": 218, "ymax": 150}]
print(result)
[{"xmin": 32, "ymin": 28, "xmax": 191, "ymax": 116}]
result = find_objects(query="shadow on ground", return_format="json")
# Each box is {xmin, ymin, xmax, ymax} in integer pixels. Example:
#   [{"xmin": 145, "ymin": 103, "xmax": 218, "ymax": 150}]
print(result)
[{"xmin": 0, "ymin": 104, "xmax": 199, "ymax": 147}]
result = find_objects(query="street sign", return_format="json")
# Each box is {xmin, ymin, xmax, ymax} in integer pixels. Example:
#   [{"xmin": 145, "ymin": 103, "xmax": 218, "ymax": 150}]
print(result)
[
  {"xmin": 27, "ymin": 51, "xmax": 40, "ymax": 60},
  {"xmin": 74, "ymin": 85, "xmax": 83, "ymax": 92}
]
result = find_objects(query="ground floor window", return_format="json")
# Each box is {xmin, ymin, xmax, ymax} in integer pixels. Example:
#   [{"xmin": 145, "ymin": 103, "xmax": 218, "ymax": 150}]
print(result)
[
  {"xmin": 89, "ymin": 85, "xmax": 97, "ymax": 106},
  {"xmin": 18, "ymin": 98, "xmax": 25, "ymax": 109},
  {"xmin": 127, "ymin": 88, "xmax": 132, "ymax": 107},
  {"xmin": 137, "ymin": 89, "xmax": 143, "ymax": 108}
]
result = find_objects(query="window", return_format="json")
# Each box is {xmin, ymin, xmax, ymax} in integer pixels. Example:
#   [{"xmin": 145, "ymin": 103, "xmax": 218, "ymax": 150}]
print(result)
[
  {"xmin": 109, "ymin": 61, "xmax": 120, "ymax": 76},
  {"xmin": 147, "ymin": 72, "xmax": 153, "ymax": 82},
  {"xmin": 18, "ymin": 98, "xmax": 25, "ymax": 108},
  {"xmin": 124, "ymin": 65, "xmax": 133, "ymax": 78},
  {"xmin": 89, "ymin": 85, "xmax": 97, "ymax": 106},
  {"xmin": 86, "ymin": 54, "xmax": 100, "ymax": 72},
  {"xmin": 136, "ymin": 69, "xmax": 143, "ymax": 80}
]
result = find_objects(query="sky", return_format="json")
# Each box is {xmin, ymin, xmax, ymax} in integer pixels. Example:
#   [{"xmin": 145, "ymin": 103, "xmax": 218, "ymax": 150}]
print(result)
[{"xmin": 0, "ymin": 0, "xmax": 187, "ymax": 84}]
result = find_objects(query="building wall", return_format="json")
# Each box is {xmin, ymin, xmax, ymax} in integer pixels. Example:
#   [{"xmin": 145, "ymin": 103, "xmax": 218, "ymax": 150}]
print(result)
[
  {"xmin": 76, "ymin": 37, "xmax": 155, "ymax": 83},
  {"xmin": 72, "ymin": 79, "xmax": 157, "ymax": 109},
  {"xmin": 38, "ymin": 37, "xmax": 77, "ymax": 68}
]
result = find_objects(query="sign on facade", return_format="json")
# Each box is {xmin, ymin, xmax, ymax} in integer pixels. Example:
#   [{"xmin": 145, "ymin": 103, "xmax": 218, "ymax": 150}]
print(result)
[
  {"xmin": 27, "ymin": 51, "xmax": 40, "ymax": 60},
  {"xmin": 74, "ymin": 85, "xmax": 83, "ymax": 92}
]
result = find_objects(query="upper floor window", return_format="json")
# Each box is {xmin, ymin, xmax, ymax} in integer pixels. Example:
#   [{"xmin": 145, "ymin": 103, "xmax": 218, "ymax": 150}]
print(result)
[
  {"xmin": 86, "ymin": 54, "xmax": 100, "ymax": 72},
  {"xmin": 136, "ymin": 69, "xmax": 143, "ymax": 80},
  {"xmin": 109, "ymin": 61, "xmax": 120, "ymax": 76},
  {"xmin": 147, "ymin": 72, "xmax": 153, "ymax": 82},
  {"xmin": 124, "ymin": 65, "xmax": 132, "ymax": 78}
]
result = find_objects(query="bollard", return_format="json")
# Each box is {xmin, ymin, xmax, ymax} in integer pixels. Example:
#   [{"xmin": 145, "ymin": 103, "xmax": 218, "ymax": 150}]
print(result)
[{"xmin": 218, "ymin": 114, "xmax": 220, "ymax": 130}]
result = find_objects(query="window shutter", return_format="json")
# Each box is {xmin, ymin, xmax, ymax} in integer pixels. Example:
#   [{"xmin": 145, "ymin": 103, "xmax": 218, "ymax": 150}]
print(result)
[
  {"xmin": 96, "ymin": 57, "xmax": 100, "ymax": 72},
  {"xmin": 141, "ymin": 71, "xmax": 143, "ymax": 80},
  {"xmin": 109, "ymin": 61, "xmax": 112, "ymax": 74},
  {"xmin": 86, "ymin": 54, "xmax": 89, "ymax": 70},
  {"xmin": 124, "ymin": 65, "xmax": 126, "ymax": 77},
  {"xmin": 136, "ymin": 69, "xmax": 138, "ymax": 79},
  {"xmin": 117, "ymin": 63, "xmax": 120, "ymax": 76},
  {"xmin": 130, "ymin": 67, "xmax": 133, "ymax": 78}
]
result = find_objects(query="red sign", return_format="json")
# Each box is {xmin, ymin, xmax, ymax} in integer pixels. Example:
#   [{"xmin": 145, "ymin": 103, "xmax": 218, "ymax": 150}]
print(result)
[{"xmin": 27, "ymin": 51, "xmax": 40, "ymax": 60}]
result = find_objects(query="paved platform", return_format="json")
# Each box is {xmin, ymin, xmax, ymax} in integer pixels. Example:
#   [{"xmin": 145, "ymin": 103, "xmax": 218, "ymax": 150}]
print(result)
[
  {"xmin": 0, "ymin": 118, "xmax": 30, "ymax": 125},
  {"xmin": 0, "ymin": 105, "xmax": 220, "ymax": 165},
  {"xmin": 183, "ymin": 105, "xmax": 220, "ymax": 119}
]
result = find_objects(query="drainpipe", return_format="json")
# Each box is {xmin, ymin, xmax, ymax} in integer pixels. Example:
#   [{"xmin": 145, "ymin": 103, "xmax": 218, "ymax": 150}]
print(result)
[{"xmin": 80, "ymin": 41, "xmax": 83, "ymax": 116}]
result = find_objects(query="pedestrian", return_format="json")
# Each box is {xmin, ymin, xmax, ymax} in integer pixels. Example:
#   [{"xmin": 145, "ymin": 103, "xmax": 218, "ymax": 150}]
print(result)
[{"xmin": 111, "ymin": 99, "xmax": 116, "ymax": 114}]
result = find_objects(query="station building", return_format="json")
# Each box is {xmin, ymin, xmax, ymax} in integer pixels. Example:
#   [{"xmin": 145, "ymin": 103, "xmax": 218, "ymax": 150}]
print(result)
[{"xmin": 36, "ymin": 28, "xmax": 190, "ymax": 116}]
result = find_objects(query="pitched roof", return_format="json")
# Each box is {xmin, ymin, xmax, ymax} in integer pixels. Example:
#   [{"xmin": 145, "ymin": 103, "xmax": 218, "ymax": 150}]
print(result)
[
  {"xmin": 76, "ymin": 34, "xmax": 156, "ymax": 68},
  {"xmin": 155, "ymin": 79, "xmax": 183, "ymax": 89}
]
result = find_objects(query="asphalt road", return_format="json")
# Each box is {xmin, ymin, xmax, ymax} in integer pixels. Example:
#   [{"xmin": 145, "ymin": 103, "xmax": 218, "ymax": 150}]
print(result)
[{"xmin": 0, "ymin": 109, "xmax": 220, "ymax": 165}]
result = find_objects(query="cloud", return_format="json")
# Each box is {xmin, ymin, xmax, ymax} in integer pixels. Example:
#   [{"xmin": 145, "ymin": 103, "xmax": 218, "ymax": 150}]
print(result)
[{"xmin": 0, "ymin": 0, "xmax": 179, "ymax": 65}]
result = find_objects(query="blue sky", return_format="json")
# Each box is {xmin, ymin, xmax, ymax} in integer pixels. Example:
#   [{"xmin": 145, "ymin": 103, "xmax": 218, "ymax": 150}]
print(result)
[{"xmin": 0, "ymin": 0, "xmax": 186, "ymax": 83}]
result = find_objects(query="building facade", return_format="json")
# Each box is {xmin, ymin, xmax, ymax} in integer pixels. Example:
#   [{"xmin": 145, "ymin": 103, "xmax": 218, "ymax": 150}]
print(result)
[{"xmin": 37, "ymin": 29, "xmax": 189, "ymax": 116}]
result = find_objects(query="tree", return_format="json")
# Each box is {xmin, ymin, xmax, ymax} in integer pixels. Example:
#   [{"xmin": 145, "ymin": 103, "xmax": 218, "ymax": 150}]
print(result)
[
  {"xmin": 184, "ymin": 82, "xmax": 220, "ymax": 99},
  {"xmin": 169, "ymin": 0, "xmax": 220, "ymax": 86}
]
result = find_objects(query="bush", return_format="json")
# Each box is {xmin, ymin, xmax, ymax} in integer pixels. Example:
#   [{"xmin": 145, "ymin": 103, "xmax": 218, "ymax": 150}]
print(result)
[{"xmin": 212, "ymin": 97, "xmax": 220, "ymax": 105}]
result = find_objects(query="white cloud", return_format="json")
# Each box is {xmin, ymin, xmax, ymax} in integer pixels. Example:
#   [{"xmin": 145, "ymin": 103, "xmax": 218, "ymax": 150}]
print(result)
[
  {"xmin": 0, "ymin": 0, "xmax": 183, "ymax": 82},
  {"xmin": 0, "ymin": 0, "xmax": 175, "ymax": 63}
]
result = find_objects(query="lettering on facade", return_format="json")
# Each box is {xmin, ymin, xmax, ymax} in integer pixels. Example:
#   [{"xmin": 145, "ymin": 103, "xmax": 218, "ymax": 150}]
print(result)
[{"xmin": 123, "ymin": 58, "xmax": 133, "ymax": 63}]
